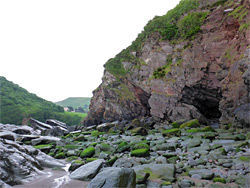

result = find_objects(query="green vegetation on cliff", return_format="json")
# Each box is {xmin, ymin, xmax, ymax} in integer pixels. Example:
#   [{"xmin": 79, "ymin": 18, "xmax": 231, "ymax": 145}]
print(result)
[
  {"xmin": 0, "ymin": 76, "xmax": 85, "ymax": 125},
  {"xmin": 103, "ymin": 0, "xmax": 209, "ymax": 78}
]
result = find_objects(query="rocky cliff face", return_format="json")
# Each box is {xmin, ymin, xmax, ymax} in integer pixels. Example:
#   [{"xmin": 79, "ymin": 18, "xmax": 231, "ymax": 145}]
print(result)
[{"xmin": 85, "ymin": 0, "xmax": 250, "ymax": 127}]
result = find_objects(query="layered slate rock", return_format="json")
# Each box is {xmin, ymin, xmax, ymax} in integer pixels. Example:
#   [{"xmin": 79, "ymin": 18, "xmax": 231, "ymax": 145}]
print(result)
[
  {"xmin": 69, "ymin": 159, "xmax": 105, "ymax": 181},
  {"xmin": 86, "ymin": 167, "xmax": 136, "ymax": 188}
]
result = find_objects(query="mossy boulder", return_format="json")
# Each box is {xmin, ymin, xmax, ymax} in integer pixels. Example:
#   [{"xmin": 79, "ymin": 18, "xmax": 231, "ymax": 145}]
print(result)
[
  {"xmin": 180, "ymin": 119, "xmax": 200, "ymax": 129},
  {"xmin": 86, "ymin": 158, "xmax": 99, "ymax": 163},
  {"xmin": 131, "ymin": 127, "xmax": 148, "ymax": 136},
  {"xmin": 80, "ymin": 147, "xmax": 95, "ymax": 158},
  {"xmin": 69, "ymin": 160, "xmax": 85, "ymax": 172},
  {"xmin": 107, "ymin": 156, "xmax": 118, "ymax": 166},
  {"xmin": 74, "ymin": 135, "xmax": 87, "ymax": 142},
  {"xmin": 54, "ymin": 152, "xmax": 66, "ymax": 159},
  {"xmin": 213, "ymin": 177, "xmax": 226, "ymax": 184},
  {"xmin": 132, "ymin": 143, "xmax": 150, "ymax": 150},
  {"xmin": 171, "ymin": 119, "xmax": 188, "ymax": 128},
  {"xmin": 116, "ymin": 141, "xmax": 130, "ymax": 153},
  {"xmin": 131, "ymin": 149, "xmax": 149, "ymax": 157},
  {"xmin": 202, "ymin": 126, "xmax": 215, "ymax": 132},
  {"xmin": 162, "ymin": 128, "xmax": 181, "ymax": 137},
  {"xmin": 136, "ymin": 172, "xmax": 150, "ymax": 184}
]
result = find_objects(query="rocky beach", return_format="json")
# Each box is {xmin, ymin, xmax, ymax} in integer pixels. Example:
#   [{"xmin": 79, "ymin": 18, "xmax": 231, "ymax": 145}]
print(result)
[{"xmin": 0, "ymin": 117, "xmax": 250, "ymax": 188}]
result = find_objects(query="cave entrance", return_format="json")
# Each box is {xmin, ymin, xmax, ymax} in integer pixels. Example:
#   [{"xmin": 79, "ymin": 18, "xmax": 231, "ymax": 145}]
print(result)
[{"xmin": 181, "ymin": 85, "xmax": 222, "ymax": 123}]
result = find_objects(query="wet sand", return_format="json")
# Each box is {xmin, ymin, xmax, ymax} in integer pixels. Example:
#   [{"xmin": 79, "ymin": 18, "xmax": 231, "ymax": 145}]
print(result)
[{"xmin": 13, "ymin": 168, "xmax": 89, "ymax": 188}]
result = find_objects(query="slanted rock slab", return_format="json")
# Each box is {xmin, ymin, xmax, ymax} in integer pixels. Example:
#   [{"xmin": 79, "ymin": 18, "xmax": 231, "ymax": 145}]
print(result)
[{"xmin": 70, "ymin": 159, "xmax": 105, "ymax": 181}]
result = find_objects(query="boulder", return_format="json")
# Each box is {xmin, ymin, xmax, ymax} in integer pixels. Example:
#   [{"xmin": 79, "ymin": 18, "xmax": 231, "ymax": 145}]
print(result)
[
  {"xmin": 113, "ymin": 157, "xmax": 139, "ymax": 168},
  {"xmin": 0, "ymin": 131, "xmax": 16, "ymax": 141},
  {"xmin": 133, "ymin": 164, "xmax": 175, "ymax": 182},
  {"xmin": 86, "ymin": 167, "xmax": 136, "ymax": 188},
  {"xmin": 189, "ymin": 169, "xmax": 214, "ymax": 180},
  {"xmin": 35, "ymin": 151, "xmax": 65, "ymax": 168},
  {"xmin": 31, "ymin": 136, "xmax": 61, "ymax": 146},
  {"xmin": 70, "ymin": 159, "xmax": 105, "ymax": 181}
]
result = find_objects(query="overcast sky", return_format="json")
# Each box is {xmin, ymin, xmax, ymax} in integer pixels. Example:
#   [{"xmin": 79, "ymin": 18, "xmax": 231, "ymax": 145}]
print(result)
[{"xmin": 0, "ymin": 0, "xmax": 180, "ymax": 102}]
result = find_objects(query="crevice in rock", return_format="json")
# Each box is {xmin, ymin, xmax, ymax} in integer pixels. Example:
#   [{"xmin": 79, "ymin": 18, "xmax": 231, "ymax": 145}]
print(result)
[{"xmin": 181, "ymin": 84, "xmax": 222, "ymax": 122}]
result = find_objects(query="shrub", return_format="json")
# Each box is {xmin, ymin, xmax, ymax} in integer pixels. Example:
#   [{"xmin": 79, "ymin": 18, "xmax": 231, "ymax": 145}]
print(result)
[{"xmin": 177, "ymin": 12, "xmax": 209, "ymax": 39}]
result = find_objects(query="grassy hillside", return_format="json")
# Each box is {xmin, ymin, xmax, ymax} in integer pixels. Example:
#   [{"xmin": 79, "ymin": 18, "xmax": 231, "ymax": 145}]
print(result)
[
  {"xmin": 55, "ymin": 97, "xmax": 91, "ymax": 111},
  {"xmin": 0, "ymin": 76, "xmax": 85, "ymax": 125}
]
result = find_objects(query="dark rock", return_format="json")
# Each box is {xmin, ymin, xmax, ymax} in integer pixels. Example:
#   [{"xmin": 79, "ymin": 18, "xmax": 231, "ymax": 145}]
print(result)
[
  {"xmin": 0, "ymin": 132, "xmax": 16, "ymax": 141},
  {"xmin": 86, "ymin": 167, "xmax": 136, "ymax": 188}
]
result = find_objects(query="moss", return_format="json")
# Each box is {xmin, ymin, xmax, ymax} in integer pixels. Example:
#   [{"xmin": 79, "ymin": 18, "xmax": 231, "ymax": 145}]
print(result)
[
  {"xmin": 161, "ymin": 181, "xmax": 172, "ymax": 186},
  {"xmin": 88, "ymin": 143, "xmax": 96, "ymax": 147},
  {"xmin": 99, "ymin": 143, "xmax": 111, "ymax": 152},
  {"xmin": 80, "ymin": 147, "xmax": 95, "ymax": 158},
  {"xmin": 111, "ymin": 83, "xmax": 136, "ymax": 101},
  {"xmin": 54, "ymin": 152, "xmax": 66, "ymax": 159},
  {"xmin": 132, "ymin": 143, "xmax": 150, "ymax": 150},
  {"xmin": 66, "ymin": 156, "xmax": 79, "ymax": 162},
  {"xmin": 33, "ymin": 144, "xmax": 52, "ymax": 149},
  {"xmin": 116, "ymin": 141, "xmax": 130, "ymax": 153},
  {"xmin": 48, "ymin": 152, "xmax": 54, "ymax": 157},
  {"xmin": 168, "ymin": 156, "xmax": 179, "ymax": 164},
  {"xmin": 131, "ymin": 149, "xmax": 150, "ymax": 157},
  {"xmin": 91, "ymin": 131, "xmax": 100, "ymax": 137},
  {"xmin": 202, "ymin": 126, "xmax": 215, "ymax": 132},
  {"xmin": 180, "ymin": 119, "xmax": 200, "ymax": 129},
  {"xmin": 64, "ymin": 145, "xmax": 81, "ymax": 150},
  {"xmin": 100, "ymin": 137, "xmax": 108, "ymax": 141},
  {"xmin": 213, "ymin": 177, "xmax": 226, "ymax": 184},
  {"xmin": 238, "ymin": 156, "xmax": 250, "ymax": 162},
  {"xmin": 74, "ymin": 135, "xmax": 87, "ymax": 142},
  {"xmin": 107, "ymin": 156, "xmax": 118, "ymax": 166},
  {"xmin": 162, "ymin": 128, "xmax": 181, "ymax": 137},
  {"xmin": 186, "ymin": 128, "xmax": 200, "ymax": 133},
  {"xmin": 86, "ymin": 158, "xmax": 99, "ymax": 163},
  {"xmin": 211, "ymin": 144, "xmax": 222, "ymax": 150}
]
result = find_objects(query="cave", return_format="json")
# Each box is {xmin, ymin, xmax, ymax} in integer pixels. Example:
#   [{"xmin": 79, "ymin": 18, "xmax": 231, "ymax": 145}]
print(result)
[{"xmin": 181, "ymin": 85, "xmax": 222, "ymax": 121}]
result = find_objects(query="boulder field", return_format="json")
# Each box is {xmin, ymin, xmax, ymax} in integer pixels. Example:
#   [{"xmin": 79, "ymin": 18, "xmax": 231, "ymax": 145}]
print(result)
[{"xmin": 1, "ymin": 118, "xmax": 249, "ymax": 187}]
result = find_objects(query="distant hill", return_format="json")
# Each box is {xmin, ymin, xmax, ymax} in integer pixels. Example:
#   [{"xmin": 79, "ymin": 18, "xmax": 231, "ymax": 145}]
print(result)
[
  {"xmin": 55, "ymin": 97, "xmax": 91, "ymax": 112},
  {"xmin": 0, "ymin": 76, "xmax": 86, "ymax": 125}
]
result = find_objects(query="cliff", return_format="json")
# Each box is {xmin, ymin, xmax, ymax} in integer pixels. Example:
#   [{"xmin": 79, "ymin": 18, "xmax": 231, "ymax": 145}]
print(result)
[{"xmin": 85, "ymin": 0, "xmax": 250, "ymax": 128}]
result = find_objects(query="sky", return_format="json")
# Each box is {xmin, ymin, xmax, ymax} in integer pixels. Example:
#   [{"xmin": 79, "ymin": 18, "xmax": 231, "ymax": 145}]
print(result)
[{"xmin": 0, "ymin": 0, "xmax": 180, "ymax": 102}]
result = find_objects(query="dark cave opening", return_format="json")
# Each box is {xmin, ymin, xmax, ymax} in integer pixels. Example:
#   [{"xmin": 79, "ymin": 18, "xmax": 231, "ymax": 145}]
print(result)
[{"xmin": 181, "ymin": 85, "xmax": 222, "ymax": 121}]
